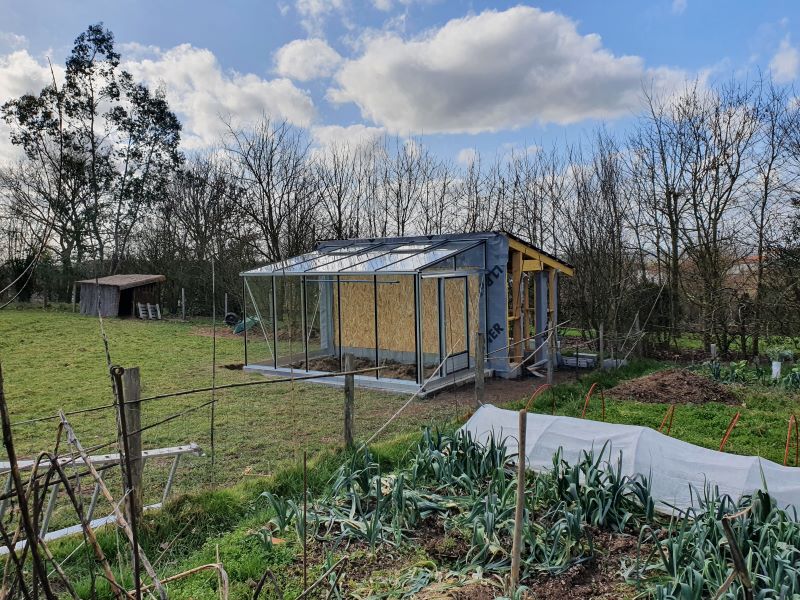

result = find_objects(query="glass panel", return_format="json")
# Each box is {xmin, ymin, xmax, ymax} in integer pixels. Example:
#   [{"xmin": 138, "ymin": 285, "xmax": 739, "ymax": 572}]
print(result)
[
  {"xmin": 309, "ymin": 244, "xmax": 410, "ymax": 273},
  {"xmin": 420, "ymin": 277, "xmax": 440, "ymax": 379},
  {"xmin": 443, "ymin": 277, "xmax": 468, "ymax": 355},
  {"xmin": 275, "ymin": 276, "xmax": 304, "ymax": 367},
  {"xmin": 383, "ymin": 242, "xmax": 475, "ymax": 272},
  {"xmin": 376, "ymin": 274, "xmax": 416, "ymax": 381},
  {"xmin": 454, "ymin": 243, "xmax": 486, "ymax": 270},
  {"xmin": 336, "ymin": 275, "xmax": 378, "ymax": 374},
  {"xmin": 243, "ymin": 276, "xmax": 275, "ymax": 367},
  {"xmin": 302, "ymin": 275, "xmax": 327, "ymax": 368},
  {"xmin": 243, "ymin": 243, "xmax": 380, "ymax": 275},
  {"xmin": 467, "ymin": 274, "xmax": 483, "ymax": 366}
]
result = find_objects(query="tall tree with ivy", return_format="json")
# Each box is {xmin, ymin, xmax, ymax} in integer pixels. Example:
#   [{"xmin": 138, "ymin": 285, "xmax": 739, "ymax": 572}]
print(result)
[{"xmin": 1, "ymin": 23, "xmax": 182, "ymax": 284}]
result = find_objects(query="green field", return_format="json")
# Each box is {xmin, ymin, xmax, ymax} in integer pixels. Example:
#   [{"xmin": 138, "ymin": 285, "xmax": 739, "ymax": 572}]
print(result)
[
  {"xmin": 0, "ymin": 307, "xmax": 464, "ymax": 515},
  {"xmin": 3, "ymin": 307, "xmax": 800, "ymax": 597}
]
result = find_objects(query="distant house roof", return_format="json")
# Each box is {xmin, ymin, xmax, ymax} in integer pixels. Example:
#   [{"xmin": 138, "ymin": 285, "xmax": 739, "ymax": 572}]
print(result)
[{"xmin": 77, "ymin": 274, "xmax": 166, "ymax": 290}]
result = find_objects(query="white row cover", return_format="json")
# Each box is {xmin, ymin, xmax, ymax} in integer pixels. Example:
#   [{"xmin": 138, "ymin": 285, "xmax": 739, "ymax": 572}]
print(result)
[{"xmin": 461, "ymin": 405, "xmax": 800, "ymax": 514}]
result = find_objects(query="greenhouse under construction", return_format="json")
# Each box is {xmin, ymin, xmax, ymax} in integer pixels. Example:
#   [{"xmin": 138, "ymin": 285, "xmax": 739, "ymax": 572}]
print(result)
[{"xmin": 239, "ymin": 231, "xmax": 574, "ymax": 395}]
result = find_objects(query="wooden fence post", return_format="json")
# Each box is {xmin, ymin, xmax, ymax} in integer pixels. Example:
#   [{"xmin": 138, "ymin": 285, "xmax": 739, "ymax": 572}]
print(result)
[
  {"xmin": 181, "ymin": 288, "xmax": 186, "ymax": 321},
  {"xmin": 474, "ymin": 332, "xmax": 485, "ymax": 408},
  {"xmin": 224, "ymin": 293, "xmax": 228, "ymax": 316},
  {"xmin": 121, "ymin": 367, "xmax": 143, "ymax": 522},
  {"xmin": 510, "ymin": 408, "xmax": 528, "ymax": 590},
  {"xmin": 344, "ymin": 354, "xmax": 354, "ymax": 450}
]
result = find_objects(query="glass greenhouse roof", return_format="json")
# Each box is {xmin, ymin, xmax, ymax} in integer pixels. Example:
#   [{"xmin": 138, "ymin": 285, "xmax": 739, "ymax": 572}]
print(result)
[{"xmin": 242, "ymin": 239, "xmax": 485, "ymax": 276}]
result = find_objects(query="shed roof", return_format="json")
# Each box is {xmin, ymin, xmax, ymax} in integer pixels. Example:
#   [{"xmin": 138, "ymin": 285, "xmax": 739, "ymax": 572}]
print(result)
[{"xmin": 77, "ymin": 274, "xmax": 166, "ymax": 290}]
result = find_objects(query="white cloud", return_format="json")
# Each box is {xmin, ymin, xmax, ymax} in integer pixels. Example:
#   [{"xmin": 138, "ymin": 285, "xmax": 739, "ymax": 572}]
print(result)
[
  {"xmin": 671, "ymin": 0, "xmax": 687, "ymax": 15},
  {"xmin": 328, "ymin": 6, "xmax": 685, "ymax": 134},
  {"xmin": 0, "ymin": 43, "xmax": 316, "ymax": 157},
  {"xmin": 371, "ymin": 0, "xmax": 393, "ymax": 10},
  {"xmin": 0, "ymin": 50, "xmax": 64, "ymax": 163},
  {"xmin": 456, "ymin": 147, "xmax": 477, "ymax": 166},
  {"xmin": 311, "ymin": 123, "xmax": 385, "ymax": 150},
  {"xmin": 295, "ymin": 0, "xmax": 346, "ymax": 34},
  {"xmin": 124, "ymin": 44, "xmax": 316, "ymax": 149},
  {"xmin": 274, "ymin": 38, "xmax": 342, "ymax": 81},
  {"xmin": 0, "ymin": 32, "xmax": 28, "ymax": 50},
  {"xmin": 770, "ymin": 35, "xmax": 799, "ymax": 84}
]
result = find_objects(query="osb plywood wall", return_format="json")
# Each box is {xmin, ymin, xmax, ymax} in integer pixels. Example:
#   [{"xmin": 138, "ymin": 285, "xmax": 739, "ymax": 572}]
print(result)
[{"xmin": 333, "ymin": 274, "xmax": 481, "ymax": 356}]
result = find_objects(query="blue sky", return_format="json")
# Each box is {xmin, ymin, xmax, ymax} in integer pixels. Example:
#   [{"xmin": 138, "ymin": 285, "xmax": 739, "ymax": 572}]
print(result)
[{"xmin": 0, "ymin": 1, "xmax": 798, "ymax": 162}]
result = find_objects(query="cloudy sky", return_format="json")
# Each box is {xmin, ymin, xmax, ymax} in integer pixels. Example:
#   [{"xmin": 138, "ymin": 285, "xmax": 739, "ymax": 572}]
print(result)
[{"xmin": 0, "ymin": 1, "xmax": 798, "ymax": 162}]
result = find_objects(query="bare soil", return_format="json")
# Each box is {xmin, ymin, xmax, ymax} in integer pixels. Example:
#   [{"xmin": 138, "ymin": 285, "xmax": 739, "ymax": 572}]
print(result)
[
  {"xmin": 429, "ymin": 370, "xmax": 574, "ymax": 408},
  {"xmin": 291, "ymin": 355, "xmax": 438, "ymax": 381},
  {"xmin": 608, "ymin": 368, "xmax": 739, "ymax": 405},
  {"xmin": 527, "ymin": 529, "xmax": 640, "ymax": 599}
]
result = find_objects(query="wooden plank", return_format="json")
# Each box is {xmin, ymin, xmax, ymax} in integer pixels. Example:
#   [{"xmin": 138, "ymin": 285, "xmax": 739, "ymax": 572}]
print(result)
[
  {"xmin": 507, "ymin": 238, "xmax": 574, "ymax": 276},
  {"xmin": 0, "ymin": 443, "xmax": 202, "ymax": 472},
  {"xmin": 522, "ymin": 259, "xmax": 542, "ymax": 271}
]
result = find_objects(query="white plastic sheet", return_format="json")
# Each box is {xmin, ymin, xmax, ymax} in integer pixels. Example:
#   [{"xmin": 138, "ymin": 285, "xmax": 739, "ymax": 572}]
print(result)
[{"xmin": 461, "ymin": 404, "xmax": 800, "ymax": 513}]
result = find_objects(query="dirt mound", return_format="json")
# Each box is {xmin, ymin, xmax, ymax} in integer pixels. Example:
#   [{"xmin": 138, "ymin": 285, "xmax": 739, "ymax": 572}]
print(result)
[{"xmin": 608, "ymin": 369, "xmax": 739, "ymax": 405}]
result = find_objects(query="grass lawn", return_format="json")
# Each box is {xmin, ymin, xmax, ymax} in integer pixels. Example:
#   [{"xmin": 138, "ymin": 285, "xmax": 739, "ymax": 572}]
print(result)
[
  {"xmin": 2, "ymin": 308, "xmax": 799, "ymax": 499},
  {"xmin": 3, "ymin": 307, "xmax": 800, "ymax": 597},
  {"xmin": 0, "ymin": 307, "xmax": 463, "ymax": 528}
]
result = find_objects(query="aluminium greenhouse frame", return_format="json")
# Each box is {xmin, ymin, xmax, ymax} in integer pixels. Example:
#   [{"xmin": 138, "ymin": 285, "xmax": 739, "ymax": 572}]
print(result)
[
  {"xmin": 240, "ymin": 234, "xmax": 491, "ymax": 394},
  {"xmin": 240, "ymin": 232, "xmax": 573, "ymax": 396}
]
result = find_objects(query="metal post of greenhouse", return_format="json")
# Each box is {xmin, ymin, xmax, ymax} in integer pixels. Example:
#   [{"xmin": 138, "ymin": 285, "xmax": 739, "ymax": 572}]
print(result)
[
  {"xmin": 465, "ymin": 276, "xmax": 470, "ymax": 370},
  {"xmin": 271, "ymin": 276, "xmax": 278, "ymax": 368},
  {"xmin": 414, "ymin": 274, "xmax": 422, "ymax": 386},
  {"xmin": 373, "ymin": 275, "xmax": 379, "ymax": 379},
  {"xmin": 336, "ymin": 275, "xmax": 343, "ymax": 370},
  {"xmin": 301, "ymin": 275, "xmax": 308, "ymax": 371},
  {"xmin": 242, "ymin": 276, "xmax": 248, "ymax": 366}
]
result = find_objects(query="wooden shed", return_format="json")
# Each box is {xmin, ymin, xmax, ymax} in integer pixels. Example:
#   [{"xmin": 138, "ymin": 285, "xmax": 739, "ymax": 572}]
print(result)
[{"xmin": 77, "ymin": 274, "xmax": 166, "ymax": 317}]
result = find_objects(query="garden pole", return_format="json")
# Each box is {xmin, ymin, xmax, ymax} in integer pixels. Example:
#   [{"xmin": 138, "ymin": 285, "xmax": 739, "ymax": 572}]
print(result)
[{"xmin": 510, "ymin": 408, "xmax": 527, "ymax": 590}]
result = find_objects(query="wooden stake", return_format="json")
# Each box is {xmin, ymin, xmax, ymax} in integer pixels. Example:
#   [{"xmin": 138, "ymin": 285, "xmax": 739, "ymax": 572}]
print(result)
[
  {"xmin": 344, "ymin": 354, "xmax": 354, "ymax": 449},
  {"xmin": 474, "ymin": 332, "xmax": 485, "ymax": 408},
  {"xmin": 121, "ymin": 368, "xmax": 143, "ymax": 523},
  {"xmin": 181, "ymin": 287, "xmax": 186, "ymax": 321},
  {"xmin": 113, "ymin": 366, "xmax": 142, "ymax": 599},
  {"xmin": 510, "ymin": 408, "xmax": 527, "ymax": 590}
]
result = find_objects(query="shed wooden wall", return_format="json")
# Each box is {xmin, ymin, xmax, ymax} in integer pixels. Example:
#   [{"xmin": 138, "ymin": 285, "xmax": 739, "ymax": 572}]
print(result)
[{"xmin": 79, "ymin": 283, "xmax": 120, "ymax": 317}]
